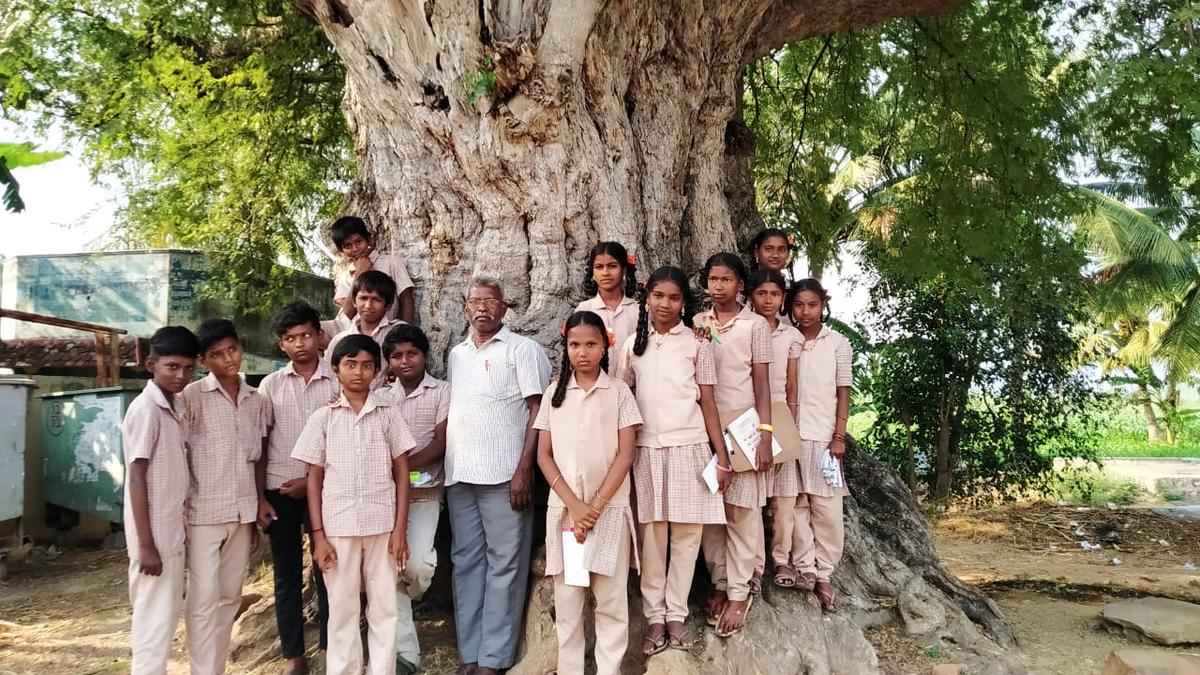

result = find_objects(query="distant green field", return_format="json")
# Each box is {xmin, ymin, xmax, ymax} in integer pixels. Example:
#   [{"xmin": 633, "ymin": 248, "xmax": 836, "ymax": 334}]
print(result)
[{"xmin": 1097, "ymin": 438, "xmax": 1200, "ymax": 458}]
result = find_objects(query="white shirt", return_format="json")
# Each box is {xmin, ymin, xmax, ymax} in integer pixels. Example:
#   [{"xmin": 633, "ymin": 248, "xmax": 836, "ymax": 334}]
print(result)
[{"xmin": 445, "ymin": 325, "xmax": 551, "ymax": 486}]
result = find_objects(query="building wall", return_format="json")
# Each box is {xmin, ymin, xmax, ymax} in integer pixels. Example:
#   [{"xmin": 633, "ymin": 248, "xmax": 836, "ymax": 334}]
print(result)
[{"xmin": 0, "ymin": 249, "xmax": 335, "ymax": 374}]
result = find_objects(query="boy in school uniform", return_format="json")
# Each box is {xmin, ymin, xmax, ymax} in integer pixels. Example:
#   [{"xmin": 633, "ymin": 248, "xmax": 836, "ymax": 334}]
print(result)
[
  {"xmin": 123, "ymin": 326, "xmax": 199, "ymax": 675},
  {"xmin": 331, "ymin": 215, "xmax": 415, "ymax": 325},
  {"xmin": 180, "ymin": 318, "xmax": 268, "ymax": 675},
  {"xmin": 293, "ymin": 334, "xmax": 417, "ymax": 675},
  {"xmin": 327, "ymin": 270, "xmax": 405, "ymax": 388},
  {"xmin": 256, "ymin": 301, "xmax": 337, "ymax": 675},
  {"xmin": 381, "ymin": 323, "xmax": 451, "ymax": 674}
]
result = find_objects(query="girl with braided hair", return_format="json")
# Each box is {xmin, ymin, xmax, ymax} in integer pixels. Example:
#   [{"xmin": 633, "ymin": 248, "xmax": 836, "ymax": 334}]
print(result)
[
  {"xmin": 534, "ymin": 311, "xmax": 641, "ymax": 675},
  {"xmin": 748, "ymin": 228, "xmax": 795, "ymax": 280},
  {"xmin": 693, "ymin": 252, "xmax": 775, "ymax": 639},
  {"xmin": 614, "ymin": 266, "xmax": 730, "ymax": 654},
  {"xmin": 576, "ymin": 242, "xmax": 640, "ymax": 373}
]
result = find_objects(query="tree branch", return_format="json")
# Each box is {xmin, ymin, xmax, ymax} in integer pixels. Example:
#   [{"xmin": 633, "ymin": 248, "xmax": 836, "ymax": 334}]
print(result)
[{"xmin": 745, "ymin": 0, "xmax": 966, "ymax": 63}]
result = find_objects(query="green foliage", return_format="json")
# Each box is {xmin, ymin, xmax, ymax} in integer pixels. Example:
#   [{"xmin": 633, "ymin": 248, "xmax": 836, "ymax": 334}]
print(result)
[
  {"xmin": 1044, "ymin": 469, "xmax": 1143, "ymax": 507},
  {"xmin": 0, "ymin": 140, "xmax": 66, "ymax": 212},
  {"xmin": 1079, "ymin": 0, "xmax": 1200, "ymax": 235},
  {"xmin": 0, "ymin": 0, "xmax": 351, "ymax": 311},
  {"xmin": 463, "ymin": 54, "xmax": 499, "ymax": 106}
]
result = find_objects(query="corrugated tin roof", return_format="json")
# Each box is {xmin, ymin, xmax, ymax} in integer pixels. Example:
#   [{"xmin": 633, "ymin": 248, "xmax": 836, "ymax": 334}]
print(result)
[{"xmin": 0, "ymin": 337, "xmax": 148, "ymax": 372}]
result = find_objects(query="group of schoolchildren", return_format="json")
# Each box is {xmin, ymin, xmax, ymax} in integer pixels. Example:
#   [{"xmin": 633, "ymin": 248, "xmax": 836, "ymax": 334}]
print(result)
[{"xmin": 122, "ymin": 217, "xmax": 852, "ymax": 675}]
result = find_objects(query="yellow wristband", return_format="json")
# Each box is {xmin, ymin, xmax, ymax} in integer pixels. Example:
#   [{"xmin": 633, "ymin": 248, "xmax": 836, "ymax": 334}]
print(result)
[{"xmin": 757, "ymin": 423, "xmax": 775, "ymax": 433}]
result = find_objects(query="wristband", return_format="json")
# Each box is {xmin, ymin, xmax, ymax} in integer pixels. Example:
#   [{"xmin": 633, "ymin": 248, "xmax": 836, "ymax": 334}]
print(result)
[
  {"xmin": 757, "ymin": 423, "xmax": 775, "ymax": 433},
  {"xmin": 716, "ymin": 463, "xmax": 733, "ymax": 473}
]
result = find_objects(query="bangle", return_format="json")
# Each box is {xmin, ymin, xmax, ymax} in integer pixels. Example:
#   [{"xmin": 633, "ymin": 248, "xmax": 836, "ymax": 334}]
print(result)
[
  {"xmin": 311, "ymin": 527, "xmax": 324, "ymax": 533},
  {"xmin": 551, "ymin": 475, "xmax": 563, "ymax": 490},
  {"xmin": 786, "ymin": 401, "xmax": 797, "ymax": 406},
  {"xmin": 757, "ymin": 423, "xmax": 775, "ymax": 433},
  {"xmin": 716, "ymin": 463, "xmax": 733, "ymax": 473},
  {"xmin": 594, "ymin": 493, "xmax": 610, "ymax": 505}
]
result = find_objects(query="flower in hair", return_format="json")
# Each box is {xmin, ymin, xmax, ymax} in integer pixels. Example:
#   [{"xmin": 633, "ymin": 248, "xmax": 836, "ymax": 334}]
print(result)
[
  {"xmin": 627, "ymin": 253, "xmax": 636, "ymax": 266},
  {"xmin": 560, "ymin": 321, "xmax": 567, "ymax": 337},
  {"xmin": 786, "ymin": 234, "xmax": 795, "ymax": 247}
]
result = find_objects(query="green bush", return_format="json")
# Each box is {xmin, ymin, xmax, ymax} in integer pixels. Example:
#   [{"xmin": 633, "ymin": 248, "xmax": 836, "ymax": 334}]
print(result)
[{"xmin": 1045, "ymin": 468, "xmax": 1143, "ymax": 507}]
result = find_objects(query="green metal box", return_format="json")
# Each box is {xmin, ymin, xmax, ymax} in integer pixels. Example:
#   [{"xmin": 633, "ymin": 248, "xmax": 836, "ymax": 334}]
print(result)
[{"xmin": 39, "ymin": 387, "xmax": 140, "ymax": 524}]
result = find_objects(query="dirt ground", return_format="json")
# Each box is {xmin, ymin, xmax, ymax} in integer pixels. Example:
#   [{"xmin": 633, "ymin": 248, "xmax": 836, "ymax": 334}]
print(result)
[{"xmin": 3, "ymin": 503, "xmax": 1200, "ymax": 674}]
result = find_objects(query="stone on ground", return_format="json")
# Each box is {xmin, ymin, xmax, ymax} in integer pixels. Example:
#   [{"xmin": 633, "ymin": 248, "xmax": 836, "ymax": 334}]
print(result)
[
  {"xmin": 1100, "ymin": 597, "xmax": 1200, "ymax": 645},
  {"xmin": 1102, "ymin": 649, "xmax": 1200, "ymax": 675}
]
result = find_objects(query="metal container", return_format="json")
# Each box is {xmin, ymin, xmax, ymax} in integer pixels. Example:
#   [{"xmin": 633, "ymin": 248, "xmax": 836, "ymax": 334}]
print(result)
[
  {"xmin": 0, "ymin": 376, "xmax": 35, "ymax": 579},
  {"xmin": 39, "ymin": 386, "xmax": 140, "ymax": 524}
]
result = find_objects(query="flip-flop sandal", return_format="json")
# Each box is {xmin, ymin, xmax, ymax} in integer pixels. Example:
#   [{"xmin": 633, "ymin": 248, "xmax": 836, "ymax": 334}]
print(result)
[
  {"xmin": 815, "ymin": 581, "xmax": 840, "ymax": 612},
  {"xmin": 705, "ymin": 592, "xmax": 727, "ymax": 626},
  {"xmin": 797, "ymin": 571, "xmax": 817, "ymax": 591},
  {"xmin": 749, "ymin": 571, "xmax": 763, "ymax": 595},
  {"xmin": 666, "ymin": 622, "xmax": 694, "ymax": 650},
  {"xmin": 714, "ymin": 596, "xmax": 753, "ymax": 638},
  {"xmin": 643, "ymin": 624, "xmax": 668, "ymax": 655},
  {"xmin": 773, "ymin": 564, "xmax": 797, "ymax": 588}
]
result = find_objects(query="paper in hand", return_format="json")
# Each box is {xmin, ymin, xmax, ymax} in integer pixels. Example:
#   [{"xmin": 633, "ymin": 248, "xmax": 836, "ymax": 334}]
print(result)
[
  {"xmin": 821, "ymin": 448, "xmax": 843, "ymax": 489},
  {"xmin": 702, "ymin": 456, "xmax": 720, "ymax": 495},
  {"xmin": 561, "ymin": 527, "xmax": 590, "ymax": 587}
]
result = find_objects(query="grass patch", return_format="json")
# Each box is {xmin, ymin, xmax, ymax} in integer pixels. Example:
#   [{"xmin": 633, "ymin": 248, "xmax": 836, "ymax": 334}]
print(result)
[
  {"xmin": 1045, "ymin": 469, "xmax": 1143, "ymax": 507},
  {"xmin": 1097, "ymin": 438, "xmax": 1200, "ymax": 458}
]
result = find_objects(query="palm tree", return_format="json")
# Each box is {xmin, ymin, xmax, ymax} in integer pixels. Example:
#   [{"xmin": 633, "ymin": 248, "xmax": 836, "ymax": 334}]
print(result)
[{"xmin": 1073, "ymin": 182, "xmax": 1200, "ymax": 442}]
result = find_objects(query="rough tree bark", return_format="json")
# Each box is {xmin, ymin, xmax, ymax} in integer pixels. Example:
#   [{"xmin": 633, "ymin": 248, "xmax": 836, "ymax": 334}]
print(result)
[
  {"xmin": 287, "ymin": 1, "xmax": 1031, "ymax": 673},
  {"xmin": 296, "ymin": 0, "xmax": 963, "ymax": 361}
]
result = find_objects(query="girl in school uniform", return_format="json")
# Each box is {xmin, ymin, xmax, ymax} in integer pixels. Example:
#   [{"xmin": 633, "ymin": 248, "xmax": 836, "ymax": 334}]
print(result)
[
  {"xmin": 787, "ymin": 278, "xmax": 852, "ymax": 611},
  {"xmin": 749, "ymin": 228, "xmax": 795, "ymax": 279},
  {"xmin": 535, "ymin": 310, "xmax": 642, "ymax": 675},
  {"xmin": 576, "ymin": 241, "xmax": 639, "ymax": 373},
  {"xmin": 694, "ymin": 253, "xmax": 775, "ymax": 638},
  {"xmin": 746, "ymin": 270, "xmax": 806, "ymax": 589},
  {"xmin": 615, "ymin": 266, "xmax": 731, "ymax": 654}
]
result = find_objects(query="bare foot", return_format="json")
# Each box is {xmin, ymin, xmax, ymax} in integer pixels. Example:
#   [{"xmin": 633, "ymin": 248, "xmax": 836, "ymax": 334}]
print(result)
[{"xmin": 456, "ymin": 663, "xmax": 479, "ymax": 675}]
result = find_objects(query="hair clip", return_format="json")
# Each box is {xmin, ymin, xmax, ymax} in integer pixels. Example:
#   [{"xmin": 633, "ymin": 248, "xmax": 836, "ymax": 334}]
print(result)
[
  {"xmin": 627, "ymin": 253, "xmax": 636, "ymax": 266},
  {"xmin": 560, "ymin": 321, "xmax": 567, "ymax": 337},
  {"xmin": 786, "ymin": 234, "xmax": 795, "ymax": 247}
]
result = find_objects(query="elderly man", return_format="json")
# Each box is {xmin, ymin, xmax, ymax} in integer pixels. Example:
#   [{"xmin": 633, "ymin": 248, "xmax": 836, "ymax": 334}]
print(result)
[{"xmin": 445, "ymin": 276, "xmax": 551, "ymax": 675}]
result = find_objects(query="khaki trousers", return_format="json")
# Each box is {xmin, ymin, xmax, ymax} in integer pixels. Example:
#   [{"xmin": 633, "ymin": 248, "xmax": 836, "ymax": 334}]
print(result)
[
  {"xmin": 554, "ymin": 524, "xmax": 630, "ymax": 675},
  {"xmin": 129, "ymin": 550, "xmax": 186, "ymax": 675},
  {"xmin": 325, "ymin": 533, "xmax": 398, "ymax": 675},
  {"xmin": 639, "ymin": 521, "xmax": 703, "ymax": 623},
  {"xmin": 186, "ymin": 522, "xmax": 252, "ymax": 675},
  {"xmin": 395, "ymin": 500, "xmax": 440, "ymax": 668},
  {"xmin": 702, "ymin": 503, "xmax": 763, "ymax": 602},
  {"xmin": 789, "ymin": 494, "xmax": 844, "ymax": 581}
]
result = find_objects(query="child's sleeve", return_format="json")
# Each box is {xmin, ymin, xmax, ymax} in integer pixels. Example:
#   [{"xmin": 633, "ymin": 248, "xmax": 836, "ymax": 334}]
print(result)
[
  {"xmin": 516, "ymin": 341, "xmax": 552, "ymax": 397},
  {"xmin": 291, "ymin": 409, "xmax": 328, "ymax": 466},
  {"xmin": 788, "ymin": 336, "xmax": 803, "ymax": 360},
  {"xmin": 531, "ymin": 385, "xmax": 554, "ymax": 431},
  {"xmin": 615, "ymin": 382, "xmax": 643, "ymax": 430},
  {"xmin": 384, "ymin": 255, "xmax": 415, "ymax": 295},
  {"xmin": 750, "ymin": 319, "xmax": 773, "ymax": 364},
  {"xmin": 385, "ymin": 408, "xmax": 418, "ymax": 458},
  {"xmin": 614, "ymin": 336, "xmax": 635, "ymax": 386},
  {"xmin": 122, "ymin": 404, "xmax": 160, "ymax": 462},
  {"xmin": 333, "ymin": 267, "xmax": 353, "ymax": 301},
  {"xmin": 695, "ymin": 341, "xmax": 718, "ymax": 387},
  {"xmin": 259, "ymin": 379, "xmax": 276, "ymax": 433},
  {"xmin": 835, "ymin": 335, "xmax": 853, "ymax": 388},
  {"xmin": 436, "ymin": 383, "xmax": 450, "ymax": 424}
]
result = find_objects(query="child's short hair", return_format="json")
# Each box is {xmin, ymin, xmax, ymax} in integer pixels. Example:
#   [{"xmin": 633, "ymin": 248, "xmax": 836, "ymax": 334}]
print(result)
[
  {"xmin": 273, "ymin": 300, "xmax": 322, "ymax": 336},
  {"xmin": 195, "ymin": 318, "xmax": 239, "ymax": 355},
  {"xmin": 149, "ymin": 326, "xmax": 199, "ymax": 359},
  {"xmin": 351, "ymin": 270, "xmax": 398, "ymax": 308},
  {"xmin": 330, "ymin": 216, "xmax": 371, "ymax": 249},
  {"xmin": 331, "ymin": 334, "xmax": 382, "ymax": 370},
  {"xmin": 382, "ymin": 323, "xmax": 430, "ymax": 359}
]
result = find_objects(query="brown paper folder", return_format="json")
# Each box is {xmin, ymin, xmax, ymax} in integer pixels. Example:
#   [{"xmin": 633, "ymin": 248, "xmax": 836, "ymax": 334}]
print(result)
[{"xmin": 718, "ymin": 403, "xmax": 803, "ymax": 472}]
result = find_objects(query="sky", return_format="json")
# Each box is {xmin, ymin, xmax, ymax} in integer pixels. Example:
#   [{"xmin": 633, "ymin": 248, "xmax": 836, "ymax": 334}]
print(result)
[{"xmin": 0, "ymin": 120, "xmax": 117, "ymax": 259}]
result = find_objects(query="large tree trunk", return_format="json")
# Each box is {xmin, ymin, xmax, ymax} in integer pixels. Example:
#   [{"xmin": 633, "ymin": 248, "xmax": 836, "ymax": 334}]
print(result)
[
  {"xmin": 292, "ymin": 1, "xmax": 1026, "ymax": 673},
  {"xmin": 1136, "ymin": 384, "xmax": 1164, "ymax": 443},
  {"xmin": 297, "ymin": 0, "xmax": 963, "ymax": 362}
]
